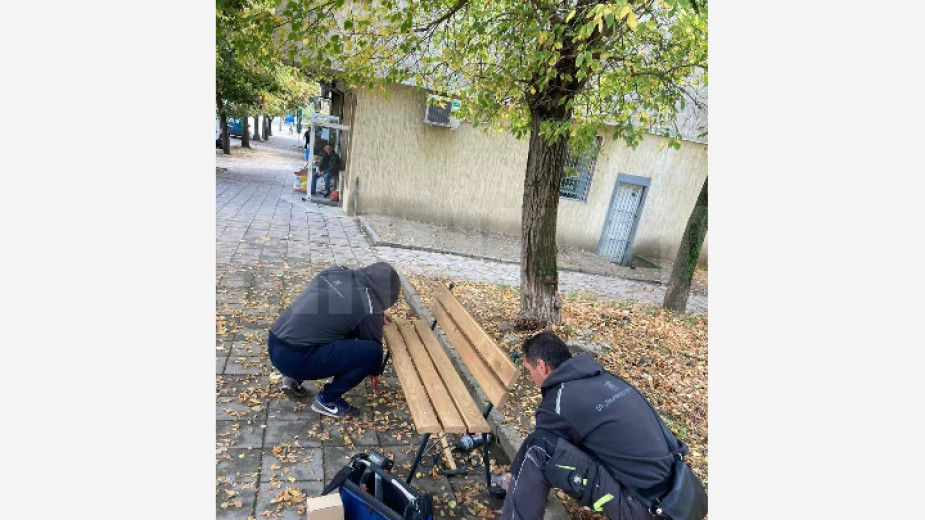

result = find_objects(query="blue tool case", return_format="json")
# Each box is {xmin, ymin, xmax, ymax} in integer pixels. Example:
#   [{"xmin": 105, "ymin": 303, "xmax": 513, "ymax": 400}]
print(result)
[{"xmin": 322, "ymin": 453, "xmax": 434, "ymax": 520}]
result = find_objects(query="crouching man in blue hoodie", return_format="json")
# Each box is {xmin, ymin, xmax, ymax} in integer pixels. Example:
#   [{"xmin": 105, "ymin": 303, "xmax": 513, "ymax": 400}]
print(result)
[
  {"xmin": 500, "ymin": 332, "xmax": 688, "ymax": 520},
  {"xmin": 267, "ymin": 262, "xmax": 401, "ymax": 417}
]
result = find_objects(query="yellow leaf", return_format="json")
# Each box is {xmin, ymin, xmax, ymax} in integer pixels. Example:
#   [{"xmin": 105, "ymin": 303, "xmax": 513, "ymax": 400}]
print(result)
[
  {"xmin": 618, "ymin": 5, "xmax": 631, "ymax": 19},
  {"xmin": 627, "ymin": 11, "xmax": 638, "ymax": 31},
  {"xmin": 565, "ymin": 10, "xmax": 576, "ymax": 22},
  {"xmin": 538, "ymin": 32, "xmax": 546, "ymax": 45}
]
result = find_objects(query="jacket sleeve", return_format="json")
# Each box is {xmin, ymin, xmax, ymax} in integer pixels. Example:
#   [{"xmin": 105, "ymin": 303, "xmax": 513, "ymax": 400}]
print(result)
[
  {"xmin": 355, "ymin": 313, "xmax": 384, "ymax": 344},
  {"xmin": 535, "ymin": 389, "xmax": 583, "ymax": 445}
]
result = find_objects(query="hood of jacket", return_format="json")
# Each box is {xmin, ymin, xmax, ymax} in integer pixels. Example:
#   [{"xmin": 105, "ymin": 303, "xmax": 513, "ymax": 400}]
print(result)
[
  {"xmin": 540, "ymin": 353, "xmax": 604, "ymax": 395},
  {"xmin": 355, "ymin": 262, "xmax": 401, "ymax": 310}
]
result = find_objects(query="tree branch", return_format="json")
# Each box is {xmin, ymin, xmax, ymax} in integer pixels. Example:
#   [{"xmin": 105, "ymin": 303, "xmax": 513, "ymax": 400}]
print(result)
[{"xmin": 414, "ymin": 0, "xmax": 469, "ymax": 33}]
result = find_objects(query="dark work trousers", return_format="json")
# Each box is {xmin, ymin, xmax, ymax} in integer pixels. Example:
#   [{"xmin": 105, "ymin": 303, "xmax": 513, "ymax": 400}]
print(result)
[
  {"xmin": 501, "ymin": 429, "xmax": 651, "ymax": 520},
  {"xmin": 268, "ymin": 333, "xmax": 383, "ymax": 402},
  {"xmin": 310, "ymin": 171, "xmax": 323, "ymax": 195}
]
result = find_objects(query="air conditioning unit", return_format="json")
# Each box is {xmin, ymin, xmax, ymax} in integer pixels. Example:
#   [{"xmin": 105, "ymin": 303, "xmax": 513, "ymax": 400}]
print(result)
[
  {"xmin": 312, "ymin": 114, "xmax": 340, "ymax": 125},
  {"xmin": 424, "ymin": 94, "xmax": 461, "ymax": 129}
]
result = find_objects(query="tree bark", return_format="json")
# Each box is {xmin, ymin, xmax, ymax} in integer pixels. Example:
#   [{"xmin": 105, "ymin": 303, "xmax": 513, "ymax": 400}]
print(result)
[
  {"xmin": 242, "ymin": 116, "xmax": 251, "ymax": 148},
  {"xmin": 266, "ymin": 116, "xmax": 273, "ymax": 137},
  {"xmin": 515, "ymin": 111, "xmax": 569, "ymax": 329},
  {"xmin": 663, "ymin": 177, "xmax": 708, "ymax": 313},
  {"xmin": 252, "ymin": 115, "xmax": 261, "ymax": 141},
  {"xmin": 217, "ymin": 92, "xmax": 230, "ymax": 154}
]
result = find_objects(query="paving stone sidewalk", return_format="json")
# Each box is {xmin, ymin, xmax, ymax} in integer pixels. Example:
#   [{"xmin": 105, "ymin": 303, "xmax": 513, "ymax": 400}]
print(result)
[{"xmin": 216, "ymin": 134, "xmax": 513, "ymax": 520}]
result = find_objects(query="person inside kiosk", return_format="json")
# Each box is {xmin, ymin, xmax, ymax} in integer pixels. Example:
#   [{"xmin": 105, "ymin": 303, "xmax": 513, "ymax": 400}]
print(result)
[{"xmin": 310, "ymin": 144, "xmax": 341, "ymax": 198}]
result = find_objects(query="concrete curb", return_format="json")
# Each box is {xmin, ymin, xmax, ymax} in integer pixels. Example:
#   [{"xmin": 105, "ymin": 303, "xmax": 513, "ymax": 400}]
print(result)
[
  {"xmin": 395, "ymin": 272, "xmax": 572, "ymax": 520},
  {"xmin": 357, "ymin": 216, "xmax": 382, "ymax": 245},
  {"xmin": 359, "ymin": 217, "xmax": 666, "ymax": 287}
]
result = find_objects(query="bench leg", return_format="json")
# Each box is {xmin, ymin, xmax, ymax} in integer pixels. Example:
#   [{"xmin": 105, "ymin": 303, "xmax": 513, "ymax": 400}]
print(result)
[
  {"xmin": 481, "ymin": 403, "xmax": 494, "ymax": 488},
  {"xmin": 483, "ymin": 433, "xmax": 492, "ymax": 488},
  {"xmin": 407, "ymin": 433, "xmax": 432, "ymax": 484}
]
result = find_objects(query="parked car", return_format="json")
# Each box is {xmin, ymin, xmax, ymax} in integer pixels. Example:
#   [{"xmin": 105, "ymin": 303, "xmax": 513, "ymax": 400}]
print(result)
[
  {"xmin": 227, "ymin": 118, "xmax": 243, "ymax": 138},
  {"xmin": 215, "ymin": 117, "xmax": 243, "ymax": 148}
]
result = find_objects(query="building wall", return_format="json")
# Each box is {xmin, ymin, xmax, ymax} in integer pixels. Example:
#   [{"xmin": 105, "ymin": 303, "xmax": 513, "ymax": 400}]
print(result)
[
  {"xmin": 559, "ymin": 133, "xmax": 709, "ymax": 263},
  {"xmin": 346, "ymin": 83, "xmax": 708, "ymax": 264},
  {"xmin": 347, "ymin": 84, "xmax": 528, "ymax": 235}
]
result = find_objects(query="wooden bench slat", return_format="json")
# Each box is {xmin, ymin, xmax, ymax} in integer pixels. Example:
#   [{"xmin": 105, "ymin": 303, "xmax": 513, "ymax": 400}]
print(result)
[
  {"xmin": 434, "ymin": 285, "xmax": 519, "ymax": 389},
  {"xmin": 432, "ymin": 301, "xmax": 509, "ymax": 408},
  {"xmin": 413, "ymin": 319, "xmax": 491, "ymax": 433},
  {"xmin": 383, "ymin": 323, "xmax": 442, "ymax": 434},
  {"xmin": 397, "ymin": 321, "xmax": 467, "ymax": 434}
]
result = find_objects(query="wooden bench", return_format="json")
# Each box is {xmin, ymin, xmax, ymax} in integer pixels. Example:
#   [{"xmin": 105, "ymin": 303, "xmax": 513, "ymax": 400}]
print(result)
[{"xmin": 382, "ymin": 283, "xmax": 520, "ymax": 487}]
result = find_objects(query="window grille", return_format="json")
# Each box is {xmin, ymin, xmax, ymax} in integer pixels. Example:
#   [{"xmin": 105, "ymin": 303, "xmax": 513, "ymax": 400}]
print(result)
[{"xmin": 559, "ymin": 137, "xmax": 602, "ymax": 202}]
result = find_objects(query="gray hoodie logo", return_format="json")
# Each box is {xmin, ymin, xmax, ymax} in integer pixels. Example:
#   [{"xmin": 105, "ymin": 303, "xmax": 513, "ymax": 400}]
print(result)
[{"xmin": 596, "ymin": 384, "xmax": 631, "ymax": 412}]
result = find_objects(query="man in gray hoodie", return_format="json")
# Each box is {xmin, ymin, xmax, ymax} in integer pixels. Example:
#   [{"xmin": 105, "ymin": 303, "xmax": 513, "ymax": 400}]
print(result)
[
  {"xmin": 267, "ymin": 262, "xmax": 401, "ymax": 417},
  {"xmin": 500, "ymin": 332, "xmax": 683, "ymax": 520}
]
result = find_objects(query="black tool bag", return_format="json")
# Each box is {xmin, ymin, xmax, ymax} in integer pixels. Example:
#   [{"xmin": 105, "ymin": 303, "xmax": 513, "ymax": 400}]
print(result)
[
  {"xmin": 322, "ymin": 452, "xmax": 434, "ymax": 520},
  {"xmin": 647, "ymin": 455, "xmax": 708, "ymax": 520}
]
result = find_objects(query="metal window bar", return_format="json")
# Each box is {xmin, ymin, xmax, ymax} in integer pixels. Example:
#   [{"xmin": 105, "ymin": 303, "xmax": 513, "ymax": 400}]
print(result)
[
  {"xmin": 598, "ymin": 181, "xmax": 645, "ymax": 264},
  {"xmin": 559, "ymin": 137, "xmax": 601, "ymax": 202}
]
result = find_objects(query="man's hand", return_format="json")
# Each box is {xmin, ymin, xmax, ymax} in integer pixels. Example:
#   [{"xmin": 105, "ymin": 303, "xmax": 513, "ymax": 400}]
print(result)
[
  {"xmin": 368, "ymin": 375, "xmax": 381, "ymax": 393},
  {"xmin": 383, "ymin": 313, "xmax": 392, "ymax": 325}
]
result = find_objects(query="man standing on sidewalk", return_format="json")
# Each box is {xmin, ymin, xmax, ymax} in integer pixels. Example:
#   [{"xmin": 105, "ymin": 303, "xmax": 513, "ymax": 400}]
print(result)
[{"xmin": 266, "ymin": 262, "xmax": 401, "ymax": 417}]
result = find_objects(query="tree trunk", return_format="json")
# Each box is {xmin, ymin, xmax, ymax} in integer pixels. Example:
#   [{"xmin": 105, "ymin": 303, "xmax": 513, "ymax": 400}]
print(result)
[
  {"xmin": 266, "ymin": 116, "xmax": 273, "ymax": 137},
  {"xmin": 217, "ymin": 92, "xmax": 230, "ymax": 154},
  {"xmin": 252, "ymin": 115, "xmax": 261, "ymax": 141},
  {"xmin": 515, "ymin": 112, "xmax": 570, "ymax": 329},
  {"xmin": 242, "ymin": 117, "xmax": 251, "ymax": 148},
  {"xmin": 663, "ymin": 177, "xmax": 708, "ymax": 313}
]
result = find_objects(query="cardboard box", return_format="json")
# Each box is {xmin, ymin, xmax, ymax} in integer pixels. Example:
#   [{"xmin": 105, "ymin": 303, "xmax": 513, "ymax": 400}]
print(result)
[{"xmin": 305, "ymin": 493, "xmax": 344, "ymax": 520}]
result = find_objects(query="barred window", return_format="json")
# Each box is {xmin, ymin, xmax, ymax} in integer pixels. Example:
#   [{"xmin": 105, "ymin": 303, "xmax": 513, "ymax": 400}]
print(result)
[{"xmin": 559, "ymin": 136, "xmax": 602, "ymax": 202}]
